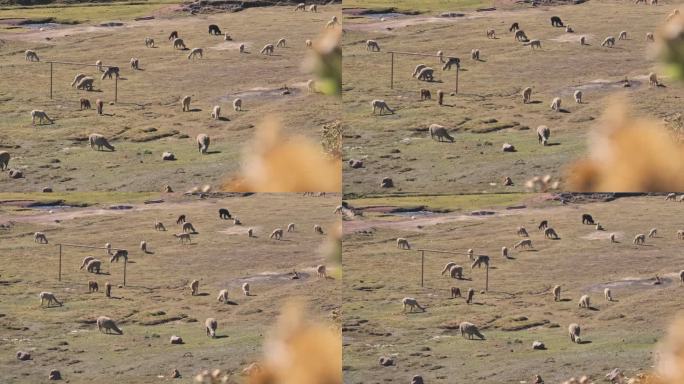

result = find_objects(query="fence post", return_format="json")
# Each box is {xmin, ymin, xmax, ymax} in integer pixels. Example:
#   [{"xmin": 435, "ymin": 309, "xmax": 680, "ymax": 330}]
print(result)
[
  {"xmin": 50, "ymin": 62, "xmax": 53, "ymax": 99},
  {"xmin": 58, "ymin": 244, "xmax": 62, "ymax": 281},
  {"xmin": 123, "ymin": 258, "xmax": 127, "ymax": 286},
  {"xmin": 420, "ymin": 250, "xmax": 424, "ymax": 287},
  {"xmin": 390, "ymin": 52, "xmax": 394, "ymax": 89},
  {"xmin": 455, "ymin": 66, "xmax": 459, "ymax": 94},
  {"xmin": 485, "ymin": 264, "xmax": 489, "ymax": 292},
  {"xmin": 114, "ymin": 76, "xmax": 118, "ymax": 103}
]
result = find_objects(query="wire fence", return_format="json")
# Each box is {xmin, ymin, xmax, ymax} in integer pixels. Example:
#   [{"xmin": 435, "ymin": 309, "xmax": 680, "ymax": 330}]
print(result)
[
  {"xmin": 415, "ymin": 248, "xmax": 490, "ymax": 292},
  {"xmin": 387, "ymin": 51, "xmax": 461, "ymax": 93},
  {"xmin": 56, "ymin": 243, "xmax": 129, "ymax": 286}
]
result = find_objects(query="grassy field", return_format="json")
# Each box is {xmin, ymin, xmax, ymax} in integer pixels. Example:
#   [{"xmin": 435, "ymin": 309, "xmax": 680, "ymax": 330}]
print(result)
[
  {"xmin": 0, "ymin": 193, "xmax": 341, "ymax": 383},
  {"xmin": 342, "ymin": 0, "xmax": 491, "ymax": 13},
  {"xmin": 0, "ymin": 1, "xmax": 179, "ymax": 24},
  {"xmin": 0, "ymin": 4, "xmax": 340, "ymax": 192},
  {"xmin": 342, "ymin": 1, "xmax": 683, "ymax": 196},
  {"xmin": 343, "ymin": 194, "xmax": 684, "ymax": 383}
]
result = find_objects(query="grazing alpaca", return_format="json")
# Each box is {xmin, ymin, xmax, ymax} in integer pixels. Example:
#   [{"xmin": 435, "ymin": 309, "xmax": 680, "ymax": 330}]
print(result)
[
  {"xmin": 31, "ymin": 110, "xmax": 53, "ymax": 125},
  {"xmin": 168, "ymin": 31, "xmax": 178, "ymax": 40},
  {"xmin": 25, "ymin": 50, "xmax": 40, "ymax": 62},
  {"xmin": 80, "ymin": 98, "xmax": 91, "ymax": 110},
  {"xmin": 101, "ymin": 67, "xmax": 120, "ymax": 79},
  {"xmin": 218, "ymin": 208, "xmax": 231, "ymax": 219},
  {"xmin": 208, "ymin": 24, "xmax": 222, "ymax": 35},
  {"xmin": 371, "ymin": 99, "xmax": 393, "ymax": 115},
  {"xmin": 173, "ymin": 38, "xmax": 186, "ymax": 50},
  {"xmin": 260, "ymin": 44, "xmax": 274, "ymax": 55},
  {"xmin": 233, "ymin": 98, "xmax": 242, "ymax": 111},
  {"xmin": 187, "ymin": 48, "xmax": 203, "ymax": 59}
]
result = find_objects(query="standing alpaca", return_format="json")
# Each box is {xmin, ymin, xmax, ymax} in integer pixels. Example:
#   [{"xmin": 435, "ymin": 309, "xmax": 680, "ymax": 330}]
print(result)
[
  {"xmin": 553, "ymin": 285, "xmax": 561, "ymax": 301},
  {"xmin": 316, "ymin": 265, "xmax": 328, "ymax": 279},
  {"xmin": 270, "ymin": 228, "xmax": 284, "ymax": 240},
  {"xmin": 550, "ymin": 97, "xmax": 562, "ymax": 111},
  {"xmin": 601, "ymin": 36, "xmax": 616, "ymax": 47},
  {"xmin": 0, "ymin": 151, "xmax": 9, "ymax": 170},
  {"xmin": 515, "ymin": 30, "xmax": 528, "ymax": 42},
  {"xmin": 182, "ymin": 96, "xmax": 191, "ymax": 112},
  {"xmin": 211, "ymin": 105, "xmax": 221, "ymax": 120},
  {"xmin": 574, "ymin": 90, "xmax": 583, "ymax": 104},
  {"xmin": 604, "ymin": 288, "xmax": 613, "ymax": 301},
  {"xmin": 366, "ymin": 40, "xmax": 380, "ymax": 52},
  {"xmin": 101, "ymin": 67, "xmax": 120, "ymax": 79},
  {"xmin": 168, "ymin": 31, "xmax": 178, "ymax": 41},
  {"xmin": 196, "ymin": 134, "xmax": 210, "ymax": 154},
  {"xmin": 618, "ymin": 31, "xmax": 628, "ymax": 40},
  {"xmin": 217, "ymin": 289, "xmax": 229, "ymax": 303},
  {"xmin": 537, "ymin": 125, "xmax": 550, "ymax": 145},
  {"xmin": 402, "ymin": 297, "xmax": 425, "ymax": 312},
  {"xmin": 522, "ymin": 87, "xmax": 532, "ymax": 103},
  {"xmin": 96, "ymin": 99, "xmax": 104, "ymax": 115},
  {"xmin": 242, "ymin": 282, "xmax": 250, "ymax": 295},
  {"xmin": 130, "ymin": 58, "xmax": 140, "ymax": 70},
  {"xmin": 80, "ymin": 98, "xmax": 91, "ymax": 110},
  {"xmin": 190, "ymin": 280, "xmax": 199, "ymax": 296},
  {"xmin": 569, "ymin": 323, "xmax": 581, "ymax": 343},
  {"xmin": 233, "ymin": 98, "xmax": 242, "ymax": 111},
  {"xmin": 205, "ymin": 318, "xmax": 218, "ymax": 338},
  {"xmin": 173, "ymin": 38, "xmax": 186, "ymax": 49}
]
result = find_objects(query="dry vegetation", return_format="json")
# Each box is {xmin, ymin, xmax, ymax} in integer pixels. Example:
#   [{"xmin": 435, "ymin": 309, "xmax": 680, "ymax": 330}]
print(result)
[
  {"xmin": 0, "ymin": 3, "xmax": 341, "ymax": 192},
  {"xmin": 342, "ymin": 1, "xmax": 684, "ymax": 196},
  {"xmin": 343, "ymin": 194, "xmax": 684, "ymax": 383},
  {"xmin": 0, "ymin": 193, "xmax": 340, "ymax": 383}
]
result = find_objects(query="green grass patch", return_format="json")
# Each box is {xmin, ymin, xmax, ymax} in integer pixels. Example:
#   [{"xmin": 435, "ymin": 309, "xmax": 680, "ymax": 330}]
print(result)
[
  {"xmin": 343, "ymin": 0, "xmax": 491, "ymax": 13},
  {"xmin": 0, "ymin": 191, "xmax": 159, "ymax": 205},
  {"xmin": 0, "ymin": 1, "xmax": 179, "ymax": 23},
  {"xmin": 347, "ymin": 193, "xmax": 531, "ymax": 211}
]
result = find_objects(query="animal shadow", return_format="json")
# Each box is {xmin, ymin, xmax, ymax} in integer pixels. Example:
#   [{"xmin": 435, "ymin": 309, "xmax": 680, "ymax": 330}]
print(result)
[
  {"xmin": 196, "ymin": 292, "xmax": 210, "ymax": 297},
  {"xmin": 217, "ymin": 117, "xmax": 230, "ymax": 121},
  {"xmin": 214, "ymin": 335, "xmax": 229, "ymax": 339},
  {"xmin": 559, "ymin": 298, "xmax": 572, "ymax": 302},
  {"xmin": 578, "ymin": 340, "xmax": 592, "ymax": 345},
  {"xmin": 558, "ymin": 108, "xmax": 571, "ymax": 113},
  {"xmin": 528, "ymin": 100, "xmax": 542, "ymax": 104},
  {"xmin": 224, "ymin": 300, "xmax": 239, "ymax": 305},
  {"xmin": 189, "ymin": 108, "xmax": 203, "ymax": 112},
  {"xmin": 205, "ymin": 151, "xmax": 221, "ymax": 155},
  {"xmin": 588, "ymin": 306, "xmax": 600, "ymax": 311},
  {"xmin": 546, "ymin": 142, "xmax": 561, "ymax": 146}
]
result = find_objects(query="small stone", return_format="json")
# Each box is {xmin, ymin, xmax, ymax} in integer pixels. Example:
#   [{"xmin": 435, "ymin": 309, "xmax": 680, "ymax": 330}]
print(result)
[
  {"xmin": 379, "ymin": 356, "xmax": 394, "ymax": 366},
  {"xmin": 532, "ymin": 341, "xmax": 546, "ymax": 350},
  {"xmin": 502, "ymin": 143, "xmax": 516, "ymax": 152},
  {"xmin": 48, "ymin": 369, "xmax": 62, "ymax": 380}
]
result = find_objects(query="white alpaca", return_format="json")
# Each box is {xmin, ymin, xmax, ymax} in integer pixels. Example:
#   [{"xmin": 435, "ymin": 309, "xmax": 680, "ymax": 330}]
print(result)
[
  {"xmin": 371, "ymin": 99, "xmax": 393, "ymax": 115},
  {"xmin": 522, "ymin": 87, "xmax": 532, "ymax": 104},
  {"xmin": 71, "ymin": 73, "xmax": 86, "ymax": 87},
  {"xmin": 618, "ymin": 31, "xmax": 627, "ymax": 40},
  {"xmin": 294, "ymin": 3, "xmax": 305, "ymax": 11},
  {"xmin": 211, "ymin": 105, "xmax": 221, "ymax": 120},
  {"xmin": 145, "ymin": 37, "xmax": 155, "ymax": 48},
  {"xmin": 217, "ymin": 289, "xmax": 229, "ymax": 303},
  {"xmin": 276, "ymin": 38, "xmax": 286, "ymax": 48},
  {"xmin": 646, "ymin": 32, "xmax": 654, "ymax": 42},
  {"xmin": 412, "ymin": 64, "xmax": 426, "ymax": 78},
  {"xmin": 305, "ymin": 39, "xmax": 312, "ymax": 48},
  {"xmin": 270, "ymin": 228, "xmax": 284, "ymax": 240},
  {"xmin": 574, "ymin": 90, "xmax": 582, "ymax": 103},
  {"xmin": 402, "ymin": 297, "xmax": 425, "ymax": 312},
  {"xmin": 31, "ymin": 110, "xmax": 53, "ymax": 125},
  {"xmin": 260, "ymin": 44, "xmax": 274, "ymax": 55},
  {"xmin": 325, "ymin": 16, "xmax": 339, "ymax": 28},
  {"xmin": 604, "ymin": 288, "xmax": 613, "ymax": 301},
  {"xmin": 417, "ymin": 67, "xmax": 434, "ymax": 81},
  {"xmin": 187, "ymin": 48, "xmax": 203, "ymax": 59},
  {"xmin": 233, "ymin": 98, "xmax": 242, "ymax": 111},
  {"xmin": 287, "ymin": 223, "xmax": 295, "ymax": 232},
  {"xmin": 317, "ymin": 264, "xmax": 328, "ymax": 278},
  {"xmin": 366, "ymin": 40, "xmax": 380, "ymax": 52},
  {"xmin": 397, "ymin": 237, "xmax": 410, "ymax": 249},
  {"xmin": 130, "ymin": 58, "xmax": 140, "ymax": 70},
  {"xmin": 239, "ymin": 43, "xmax": 245, "ymax": 53},
  {"xmin": 601, "ymin": 36, "xmax": 616, "ymax": 47},
  {"xmin": 568, "ymin": 323, "xmax": 581, "ymax": 343},
  {"xmin": 97, "ymin": 316, "xmax": 123, "ymax": 334},
  {"xmin": 550, "ymin": 97, "xmax": 561, "ymax": 111},
  {"xmin": 242, "ymin": 283, "xmax": 250, "ymax": 295},
  {"xmin": 649, "ymin": 72, "xmax": 659, "ymax": 87},
  {"xmin": 308, "ymin": 4, "xmax": 317, "ymax": 12},
  {"xmin": 307, "ymin": 79, "xmax": 316, "ymax": 93},
  {"xmin": 25, "ymin": 50, "xmax": 40, "ymax": 62},
  {"xmin": 553, "ymin": 285, "xmax": 561, "ymax": 301},
  {"xmin": 578, "ymin": 294, "xmax": 590, "ymax": 308},
  {"xmin": 205, "ymin": 318, "xmax": 218, "ymax": 338},
  {"xmin": 470, "ymin": 49, "xmax": 480, "ymax": 60},
  {"xmin": 39, "ymin": 292, "xmax": 62, "ymax": 307}
]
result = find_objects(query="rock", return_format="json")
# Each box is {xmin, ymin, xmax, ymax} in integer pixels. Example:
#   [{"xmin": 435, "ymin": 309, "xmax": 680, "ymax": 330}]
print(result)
[
  {"xmin": 411, "ymin": 375, "xmax": 424, "ymax": 384},
  {"xmin": 171, "ymin": 369, "xmax": 181, "ymax": 378},
  {"xmin": 348, "ymin": 159, "xmax": 364, "ymax": 168},
  {"xmin": 162, "ymin": 152, "xmax": 176, "ymax": 161},
  {"xmin": 380, "ymin": 177, "xmax": 394, "ymax": 188},
  {"xmin": 379, "ymin": 356, "xmax": 394, "ymax": 366},
  {"xmin": 532, "ymin": 341, "xmax": 546, "ymax": 350},
  {"xmin": 16, "ymin": 351, "xmax": 31, "ymax": 360},
  {"xmin": 170, "ymin": 335, "xmax": 184, "ymax": 344},
  {"xmin": 42, "ymin": 187, "xmax": 53, "ymax": 192},
  {"xmin": 8, "ymin": 169, "xmax": 23, "ymax": 179},
  {"xmin": 48, "ymin": 369, "xmax": 62, "ymax": 380},
  {"xmin": 502, "ymin": 143, "xmax": 516, "ymax": 152}
]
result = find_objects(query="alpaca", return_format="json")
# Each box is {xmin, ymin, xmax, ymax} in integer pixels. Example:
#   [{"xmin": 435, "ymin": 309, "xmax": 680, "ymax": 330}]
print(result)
[
  {"xmin": 233, "ymin": 98, "xmax": 242, "ymax": 111},
  {"xmin": 80, "ymin": 98, "xmax": 91, "ymax": 110},
  {"xmin": 449, "ymin": 265, "xmax": 464, "ymax": 279},
  {"xmin": 308, "ymin": 4, "xmax": 317, "ymax": 12},
  {"xmin": 524, "ymin": 40, "xmax": 541, "ymax": 49},
  {"xmin": 96, "ymin": 99, "xmax": 103, "ymax": 115},
  {"xmin": 39, "ymin": 292, "xmax": 62, "ymax": 307},
  {"xmin": 276, "ymin": 38, "xmax": 286, "ymax": 48},
  {"xmin": 217, "ymin": 289, "xmax": 229, "ymax": 303},
  {"xmin": 514, "ymin": 239, "xmax": 533, "ymax": 249},
  {"xmin": 211, "ymin": 105, "xmax": 221, "ymax": 120},
  {"xmin": 544, "ymin": 227, "xmax": 559, "ymax": 239},
  {"xmin": 287, "ymin": 223, "xmax": 295, "ymax": 232},
  {"xmin": 646, "ymin": 32, "xmax": 655, "ymax": 42},
  {"xmin": 580, "ymin": 36, "xmax": 587, "ymax": 45},
  {"xmin": 174, "ymin": 233, "xmax": 191, "ymax": 243},
  {"xmin": 412, "ymin": 64, "xmax": 427, "ymax": 78},
  {"xmin": 604, "ymin": 288, "xmax": 613, "ymax": 301},
  {"xmin": 429, "ymin": 124, "xmax": 454, "ymax": 142},
  {"xmin": 451, "ymin": 287, "xmax": 462, "ymax": 298},
  {"xmin": 502, "ymin": 246, "xmax": 509, "ymax": 259},
  {"xmin": 460, "ymin": 321, "xmax": 485, "ymax": 339},
  {"xmin": 538, "ymin": 220, "xmax": 548, "ymax": 231},
  {"xmin": 437, "ymin": 50, "xmax": 444, "ymax": 63},
  {"xmin": 294, "ymin": 3, "xmax": 305, "ymax": 11},
  {"xmin": 565, "ymin": 25, "xmax": 574, "ymax": 33},
  {"xmin": 208, "ymin": 24, "xmax": 222, "ymax": 35},
  {"xmin": 441, "ymin": 262, "xmax": 458, "ymax": 275},
  {"xmin": 437, "ymin": 90, "xmax": 444, "ymax": 105},
  {"xmin": 242, "ymin": 282, "xmax": 251, "ymax": 295},
  {"xmin": 190, "ymin": 280, "xmax": 199, "ymax": 296},
  {"xmin": 569, "ymin": 323, "xmax": 581, "ymax": 343},
  {"xmin": 182, "ymin": 96, "xmax": 191, "ymax": 112},
  {"xmin": 173, "ymin": 38, "xmax": 186, "ymax": 49},
  {"xmin": 89, "ymin": 134, "xmax": 115, "ymax": 151},
  {"xmin": 34, "ymin": 232, "xmax": 48, "ymax": 244},
  {"xmin": 517, "ymin": 227, "xmax": 529, "ymax": 237},
  {"xmin": 486, "ymin": 29, "xmax": 496, "ymax": 39},
  {"xmin": 97, "ymin": 316, "xmax": 123, "ymax": 334},
  {"xmin": 522, "ymin": 87, "xmax": 532, "ymax": 103},
  {"xmin": 155, "ymin": 221, "xmax": 166, "ymax": 231},
  {"xmin": 31, "ymin": 110, "xmax": 53, "ymax": 125},
  {"xmin": 366, "ymin": 40, "xmax": 380, "ymax": 52},
  {"xmin": 314, "ymin": 225, "xmax": 324, "ymax": 234},
  {"xmin": 260, "ymin": 44, "xmax": 274, "ymax": 55},
  {"xmin": 420, "ymin": 89, "xmax": 431, "ymax": 100},
  {"xmin": 316, "ymin": 265, "xmax": 327, "ymax": 279},
  {"xmin": 307, "ymin": 79, "xmax": 316, "ymax": 93},
  {"xmin": 205, "ymin": 318, "xmax": 218, "ymax": 338},
  {"xmin": 101, "ymin": 67, "xmax": 119, "ymax": 79},
  {"xmin": 86, "ymin": 259, "xmax": 101, "ymax": 274},
  {"xmin": 110, "ymin": 249, "xmax": 128, "ymax": 263},
  {"xmin": 270, "ymin": 228, "xmax": 284, "ymax": 240},
  {"xmin": 550, "ymin": 16, "xmax": 564, "ymax": 27},
  {"xmin": 537, "ymin": 125, "xmax": 550, "ymax": 145},
  {"xmin": 140, "ymin": 240, "xmax": 149, "ymax": 253},
  {"xmin": 601, "ymin": 36, "xmax": 616, "ymax": 47},
  {"xmin": 648, "ymin": 228, "xmax": 657, "ymax": 238},
  {"xmin": 76, "ymin": 77, "xmax": 94, "ymax": 91},
  {"xmin": 144, "ymin": 37, "xmax": 155, "ymax": 48},
  {"xmin": 467, "ymin": 248, "xmax": 474, "ymax": 260},
  {"xmin": 305, "ymin": 39, "xmax": 312, "ymax": 48},
  {"xmin": 578, "ymin": 294, "xmax": 590, "ymax": 308},
  {"xmin": 79, "ymin": 256, "xmax": 95, "ymax": 270},
  {"xmin": 633, "ymin": 234, "xmax": 646, "ymax": 245},
  {"xmin": 187, "ymin": 48, "xmax": 203, "ymax": 59},
  {"xmin": 442, "ymin": 57, "xmax": 460, "ymax": 71},
  {"xmin": 649, "ymin": 72, "xmax": 659, "ymax": 86},
  {"xmin": 618, "ymin": 31, "xmax": 628, "ymax": 40},
  {"xmin": 71, "ymin": 73, "xmax": 86, "ymax": 87},
  {"xmin": 466, "ymin": 288, "xmax": 475, "ymax": 304},
  {"xmin": 515, "ymin": 30, "xmax": 528, "ymax": 42},
  {"xmin": 550, "ymin": 97, "xmax": 561, "ymax": 111},
  {"xmin": 219, "ymin": 208, "xmax": 231, "ymax": 219},
  {"xmin": 224, "ymin": 33, "xmax": 232, "ymax": 41},
  {"xmin": 88, "ymin": 280, "xmax": 99, "ymax": 293},
  {"xmin": 471, "ymin": 49, "xmax": 480, "ymax": 60},
  {"xmin": 402, "ymin": 297, "xmax": 425, "ymax": 312},
  {"xmin": 0, "ymin": 151, "xmax": 9, "ymax": 170},
  {"xmin": 25, "ymin": 50, "xmax": 40, "ymax": 62},
  {"xmin": 182, "ymin": 222, "xmax": 196, "ymax": 233},
  {"xmin": 325, "ymin": 16, "xmax": 339, "ymax": 28},
  {"xmin": 168, "ymin": 31, "xmax": 178, "ymax": 40},
  {"xmin": 610, "ymin": 233, "xmax": 616, "ymax": 243},
  {"xmin": 130, "ymin": 58, "xmax": 140, "ymax": 70},
  {"xmin": 574, "ymin": 90, "xmax": 583, "ymax": 104},
  {"xmin": 371, "ymin": 99, "xmax": 393, "ymax": 115},
  {"xmin": 196, "ymin": 134, "xmax": 210, "ymax": 154},
  {"xmin": 553, "ymin": 285, "xmax": 561, "ymax": 301},
  {"xmin": 95, "ymin": 60, "xmax": 102, "ymax": 72},
  {"xmin": 397, "ymin": 237, "xmax": 410, "ymax": 249},
  {"xmin": 417, "ymin": 67, "xmax": 434, "ymax": 81},
  {"xmin": 582, "ymin": 214, "xmax": 594, "ymax": 224},
  {"xmin": 509, "ymin": 22, "xmax": 519, "ymax": 32}
]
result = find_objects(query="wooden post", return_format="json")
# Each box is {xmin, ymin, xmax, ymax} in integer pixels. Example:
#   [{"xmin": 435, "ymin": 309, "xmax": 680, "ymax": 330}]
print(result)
[
  {"xmin": 114, "ymin": 76, "xmax": 118, "ymax": 103},
  {"xmin": 485, "ymin": 264, "xmax": 489, "ymax": 292},
  {"xmin": 455, "ymin": 65, "xmax": 459, "ymax": 94},
  {"xmin": 420, "ymin": 250, "xmax": 424, "ymax": 287},
  {"xmin": 123, "ymin": 257, "xmax": 127, "ymax": 286},
  {"xmin": 58, "ymin": 244, "xmax": 62, "ymax": 281},
  {"xmin": 390, "ymin": 52, "xmax": 394, "ymax": 89},
  {"xmin": 49, "ymin": 62, "xmax": 53, "ymax": 99}
]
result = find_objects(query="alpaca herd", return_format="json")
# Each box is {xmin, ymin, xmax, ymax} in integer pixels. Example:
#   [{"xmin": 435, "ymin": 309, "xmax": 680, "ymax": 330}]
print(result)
[
  {"xmin": 21, "ymin": 199, "xmax": 336, "ymax": 377},
  {"xmin": 360, "ymin": 1, "xmax": 675, "ymax": 184},
  {"xmin": 388, "ymin": 198, "xmax": 684, "ymax": 375},
  {"xmin": 14, "ymin": 4, "xmax": 337, "ymax": 179}
]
